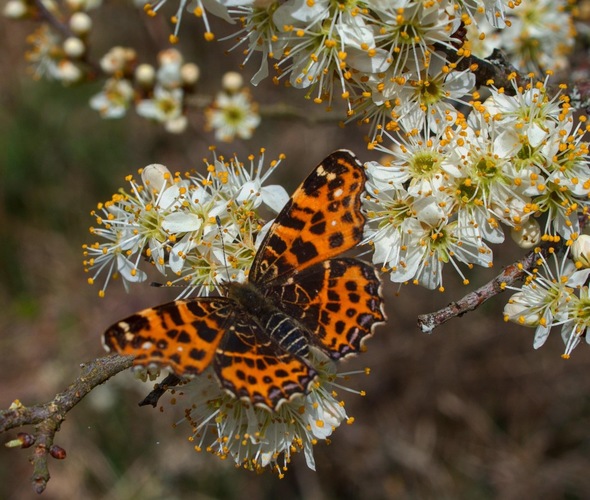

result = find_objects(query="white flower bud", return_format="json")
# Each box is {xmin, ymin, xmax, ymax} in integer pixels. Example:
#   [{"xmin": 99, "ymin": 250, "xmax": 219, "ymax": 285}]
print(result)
[
  {"xmin": 572, "ymin": 234, "xmax": 590, "ymax": 268},
  {"xmin": 69, "ymin": 12, "xmax": 92, "ymax": 35},
  {"xmin": 222, "ymin": 71, "xmax": 243, "ymax": 92},
  {"xmin": 57, "ymin": 60, "xmax": 83, "ymax": 83},
  {"xmin": 165, "ymin": 116, "xmax": 188, "ymax": 134},
  {"xmin": 503, "ymin": 291, "xmax": 540, "ymax": 327},
  {"xmin": 157, "ymin": 48, "xmax": 183, "ymax": 66},
  {"xmin": 511, "ymin": 218, "xmax": 541, "ymax": 249},
  {"xmin": 181, "ymin": 63, "xmax": 200, "ymax": 85},
  {"xmin": 3, "ymin": 0, "xmax": 27, "ymax": 18},
  {"xmin": 63, "ymin": 37, "xmax": 85, "ymax": 58},
  {"xmin": 135, "ymin": 63, "xmax": 156, "ymax": 86},
  {"xmin": 141, "ymin": 164, "xmax": 172, "ymax": 192}
]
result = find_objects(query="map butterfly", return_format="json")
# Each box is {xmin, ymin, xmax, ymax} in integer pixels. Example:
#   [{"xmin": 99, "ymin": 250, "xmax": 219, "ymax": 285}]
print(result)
[{"xmin": 103, "ymin": 150, "xmax": 386, "ymax": 410}]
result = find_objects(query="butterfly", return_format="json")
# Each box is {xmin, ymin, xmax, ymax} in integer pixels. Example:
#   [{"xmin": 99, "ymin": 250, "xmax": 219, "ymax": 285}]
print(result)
[{"xmin": 103, "ymin": 150, "xmax": 386, "ymax": 410}]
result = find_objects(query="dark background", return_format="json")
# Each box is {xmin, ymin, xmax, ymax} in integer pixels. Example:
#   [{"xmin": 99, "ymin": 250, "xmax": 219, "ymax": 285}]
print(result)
[{"xmin": 2, "ymin": 6, "xmax": 590, "ymax": 499}]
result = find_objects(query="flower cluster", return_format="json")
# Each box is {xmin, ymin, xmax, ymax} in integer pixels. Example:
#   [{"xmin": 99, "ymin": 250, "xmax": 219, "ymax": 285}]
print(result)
[
  {"xmin": 83, "ymin": 149, "xmax": 288, "ymax": 297},
  {"xmin": 363, "ymin": 75, "xmax": 590, "ymax": 291},
  {"xmin": 503, "ymin": 239, "xmax": 590, "ymax": 357},
  {"xmin": 5, "ymin": 3, "xmax": 263, "ymax": 137},
  {"xmin": 138, "ymin": 0, "xmax": 575, "ymax": 137},
  {"xmin": 89, "ymin": 47, "xmax": 201, "ymax": 133},
  {"xmin": 6, "ymin": 0, "xmax": 579, "ymax": 139},
  {"xmin": 176, "ymin": 348, "xmax": 363, "ymax": 475},
  {"xmin": 8, "ymin": 0, "xmax": 97, "ymax": 84},
  {"xmin": 467, "ymin": 0, "xmax": 576, "ymax": 74},
  {"xmin": 204, "ymin": 71, "xmax": 261, "ymax": 142},
  {"xmin": 84, "ymin": 150, "xmax": 371, "ymax": 471}
]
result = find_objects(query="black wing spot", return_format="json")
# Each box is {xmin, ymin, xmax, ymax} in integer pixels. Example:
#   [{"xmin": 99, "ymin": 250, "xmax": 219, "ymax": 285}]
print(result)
[
  {"xmin": 327, "ymin": 201, "xmax": 340, "ymax": 212},
  {"xmin": 329, "ymin": 232, "xmax": 344, "ymax": 248},
  {"xmin": 177, "ymin": 331, "xmax": 191, "ymax": 343},
  {"xmin": 291, "ymin": 237, "xmax": 319, "ymax": 264},
  {"xmin": 189, "ymin": 348, "xmax": 206, "ymax": 360},
  {"xmin": 341, "ymin": 211, "xmax": 354, "ymax": 223},
  {"xmin": 267, "ymin": 234, "xmax": 289, "ymax": 255},
  {"xmin": 192, "ymin": 320, "xmax": 219, "ymax": 342},
  {"xmin": 279, "ymin": 213, "xmax": 306, "ymax": 230},
  {"xmin": 327, "ymin": 302, "xmax": 340, "ymax": 312},
  {"xmin": 310, "ymin": 220, "xmax": 326, "ymax": 235},
  {"xmin": 160, "ymin": 304, "xmax": 183, "ymax": 326}
]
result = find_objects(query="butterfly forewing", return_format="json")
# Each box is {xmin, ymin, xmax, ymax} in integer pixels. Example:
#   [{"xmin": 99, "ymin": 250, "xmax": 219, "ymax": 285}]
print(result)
[
  {"xmin": 250, "ymin": 150, "xmax": 367, "ymax": 285},
  {"xmin": 103, "ymin": 298, "xmax": 231, "ymax": 376}
]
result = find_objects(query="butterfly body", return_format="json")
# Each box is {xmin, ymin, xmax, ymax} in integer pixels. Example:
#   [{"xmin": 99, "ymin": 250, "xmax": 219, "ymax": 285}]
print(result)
[
  {"xmin": 104, "ymin": 150, "xmax": 386, "ymax": 410},
  {"xmin": 225, "ymin": 280, "xmax": 311, "ymax": 359}
]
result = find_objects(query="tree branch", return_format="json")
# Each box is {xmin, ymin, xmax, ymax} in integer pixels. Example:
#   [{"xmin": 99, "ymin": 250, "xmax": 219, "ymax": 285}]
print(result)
[
  {"xmin": 417, "ymin": 248, "xmax": 541, "ymax": 334},
  {"xmin": 1, "ymin": 353, "xmax": 134, "ymax": 494}
]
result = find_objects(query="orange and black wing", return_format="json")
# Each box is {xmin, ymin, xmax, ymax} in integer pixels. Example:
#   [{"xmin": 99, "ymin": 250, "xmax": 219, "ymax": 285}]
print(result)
[
  {"xmin": 103, "ymin": 298, "xmax": 232, "ymax": 377},
  {"xmin": 270, "ymin": 258, "xmax": 386, "ymax": 359},
  {"xmin": 250, "ymin": 150, "xmax": 367, "ymax": 285},
  {"xmin": 214, "ymin": 317, "xmax": 316, "ymax": 409}
]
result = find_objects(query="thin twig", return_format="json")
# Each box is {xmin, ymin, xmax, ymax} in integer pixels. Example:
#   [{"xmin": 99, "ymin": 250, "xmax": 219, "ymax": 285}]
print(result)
[
  {"xmin": 417, "ymin": 248, "xmax": 541, "ymax": 333},
  {"xmin": 33, "ymin": 0, "xmax": 74, "ymax": 39},
  {"xmin": 0, "ymin": 353, "xmax": 134, "ymax": 494}
]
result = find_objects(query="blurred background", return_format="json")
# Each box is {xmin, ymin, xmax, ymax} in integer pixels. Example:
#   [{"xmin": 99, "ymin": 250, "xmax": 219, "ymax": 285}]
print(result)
[{"xmin": 2, "ymin": 6, "xmax": 590, "ymax": 500}]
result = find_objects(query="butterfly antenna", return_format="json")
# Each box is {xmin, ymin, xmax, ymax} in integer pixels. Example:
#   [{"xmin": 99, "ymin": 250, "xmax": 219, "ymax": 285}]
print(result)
[{"xmin": 216, "ymin": 215, "xmax": 231, "ymax": 283}]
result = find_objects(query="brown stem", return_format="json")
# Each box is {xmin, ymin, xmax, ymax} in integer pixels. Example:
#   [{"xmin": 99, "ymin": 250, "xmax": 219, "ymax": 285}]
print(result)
[
  {"xmin": 417, "ymin": 248, "xmax": 541, "ymax": 333},
  {"xmin": 0, "ymin": 353, "xmax": 134, "ymax": 494},
  {"xmin": 33, "ymin": 0, "xmax": 74, "ymax": 39}
]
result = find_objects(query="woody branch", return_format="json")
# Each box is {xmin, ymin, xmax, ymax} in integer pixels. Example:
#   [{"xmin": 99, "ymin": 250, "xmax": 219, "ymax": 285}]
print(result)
[{"xmin": 0, "ymin": 353, "xmax": 134, "ymax": 494}]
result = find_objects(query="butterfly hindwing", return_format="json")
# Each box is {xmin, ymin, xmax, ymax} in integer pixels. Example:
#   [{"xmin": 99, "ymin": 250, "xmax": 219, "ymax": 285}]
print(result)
[
  {"xmin": 214, "ymin": 318, "xmax": 316, "ymax": 408},
  {"xmin": 269, "ymin": 258, "xmax": 385, "ymax": 359}
]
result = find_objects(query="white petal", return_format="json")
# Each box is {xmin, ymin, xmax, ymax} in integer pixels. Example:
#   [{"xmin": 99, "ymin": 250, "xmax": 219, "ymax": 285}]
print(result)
[
  {"xmin": 261, "ymin": 185, "xmax": 289, "ymax": 213},
  {"xmin": 116, "ymin": 255, "xmax": 147, "ymax": 282},
  {"xmin": 162, "ymin": 212, "xmax": 202, "ymax": 233}
]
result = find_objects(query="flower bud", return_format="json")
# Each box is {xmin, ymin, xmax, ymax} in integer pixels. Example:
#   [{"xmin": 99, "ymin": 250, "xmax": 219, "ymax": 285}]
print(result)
[
  {"xmin": 63, "ymin": 37, "xmax": 85, "ymax": 58},
  {"xmin": 3, "ymin": 0, "xmax": 27, "ymax": 18},
  {"xmin": 49, "ymin": 445, "xmax": 67, "ymax": 460},
  {"xmin": 100, "ymin": 47, "xmax": 136, "ymax": 74},
  {"xmin": 135, "ymin": 63, "xmax": 156, "ymax": 87},
  {"xmin": 69, "ymin": 12, "xmax": 92, "ymax": 35},
  {"xmin": 503, "ymin": 291, "xmax": 540, "ymax": 326},
  {"xmin": 222, "ymin": 71, "xmax": 243, "ymax": 92},
  {"xmin": 142, "ymin": 164, "xmax": 172, "ymax": 192},
  {"xmin": 511, "ymin": 218, "xmax": 541, "ymax": 249},
  {"xmin": 181, "ymin": 63, "xmax": 200, "ymax": 86},
  {"xmin": 572, "ymin": 234, "xmax": 590, "ymax": 268},
  {"xmin": 57, "ymin": 60, "xmax": 83, "ymax": 83}
]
